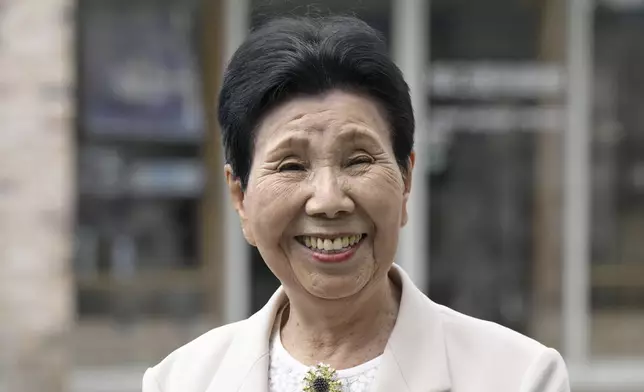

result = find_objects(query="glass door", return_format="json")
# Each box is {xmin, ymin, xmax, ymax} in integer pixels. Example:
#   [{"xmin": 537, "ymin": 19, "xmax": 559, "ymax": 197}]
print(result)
[
  {"xmin": 556, "ymin": 0, "xmax": 644, "ymax": 389},
  {"xmin": 73, "ymin": 0, "xmax": 218, "ymax": 374},
  {"xmin": 565, "ymin": 1, "xmax": 644, "ymax": 389},
  {"xmin": 591, "ymin": 0, "xmax": 644, "ymax": 360},
  {"xmin": 427, "ymin": 0, "xmax": 566, "ymax": 341}
]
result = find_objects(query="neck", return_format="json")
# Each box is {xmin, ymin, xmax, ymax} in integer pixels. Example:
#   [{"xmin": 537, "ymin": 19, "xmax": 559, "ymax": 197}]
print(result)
[{"xmin": 280, "ymin": 272, "xmax": 401, "ymax": 369}]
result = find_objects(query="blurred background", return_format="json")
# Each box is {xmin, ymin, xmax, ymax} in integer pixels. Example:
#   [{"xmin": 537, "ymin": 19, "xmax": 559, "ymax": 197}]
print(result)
[{"xmin": 1, "ymin": 0, "xmax": 644, "ymax": 391}]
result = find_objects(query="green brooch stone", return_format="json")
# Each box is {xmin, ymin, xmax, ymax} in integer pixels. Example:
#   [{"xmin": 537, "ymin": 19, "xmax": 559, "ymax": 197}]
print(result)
[{"xmin": 303, "ymin": 363, "xmax": 342, "ymax": 392}]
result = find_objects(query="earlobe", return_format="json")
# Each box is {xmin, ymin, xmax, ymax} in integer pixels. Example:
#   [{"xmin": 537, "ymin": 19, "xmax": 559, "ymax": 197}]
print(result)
[
  {"xmin": 401, "ymin": 191, "xmax": 410, "ymax": 227},
  {"xmin": 224, "ymin": 165, "xmax": 256, "ymax": 246},
  {"xmin": 404, "ymin": 151, "xmax": 415, "ymax": 194},
  {"xmin": 400, "ymin": 152, "xmax": 415, "ymax": 227},
  {"xmin": 225, "ymin": 164, "xmax": 245, "ymax": 215}
]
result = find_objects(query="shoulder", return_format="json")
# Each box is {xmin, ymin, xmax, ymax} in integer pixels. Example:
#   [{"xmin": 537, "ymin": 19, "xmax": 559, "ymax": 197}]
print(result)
[
  {"xmin": 142, "ymin": 321, "xmax": 244, "ymax": 392},
  {"xmin": 432, "ymin": 303, "xmax": 569, "ymax": 391},
  {"xmin": 435, "ymin": 302, "xmax": 545, "ymax": 356}
]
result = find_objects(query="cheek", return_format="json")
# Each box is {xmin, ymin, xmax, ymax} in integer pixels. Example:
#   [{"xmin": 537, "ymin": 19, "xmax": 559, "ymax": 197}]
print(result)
[
  {"xmin": 245, "ymin": 178, "xmax": 306, "ymax": 284},
  {"xmin": 371, "ymin": 191, "xmax": 404, "ymax": 264},
  {"xmin": 348, "ymin": 169, "xmax": 405, "ymax": 262},
  {"xmin": 246, "ymin": 177, "xmax": 303, "ymax": 248}
]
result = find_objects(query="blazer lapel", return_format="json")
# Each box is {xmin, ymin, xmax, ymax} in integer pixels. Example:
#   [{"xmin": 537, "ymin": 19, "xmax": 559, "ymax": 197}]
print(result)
[
  {"xmin": 204, "ymin": 288, "xmax": 287, "ymax": 392},
  {"xmin": 374, "ymin": 265, "xmax": 452, "ymax": 392}
]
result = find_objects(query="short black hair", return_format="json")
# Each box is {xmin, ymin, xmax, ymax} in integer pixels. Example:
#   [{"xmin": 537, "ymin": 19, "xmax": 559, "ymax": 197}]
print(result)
[{"xmin": 218, "ymin": 16, "xmax": 414, "ymax": 189}]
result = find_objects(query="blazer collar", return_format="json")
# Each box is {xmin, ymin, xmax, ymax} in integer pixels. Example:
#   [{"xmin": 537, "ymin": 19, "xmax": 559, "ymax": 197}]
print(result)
[
  {"xmin": 204, "ymin": 288, "xmax": 286, "ymax": 392},
  {"xmin": 205, "ymin": 264, "xmax": 452, "ymax": 392}
]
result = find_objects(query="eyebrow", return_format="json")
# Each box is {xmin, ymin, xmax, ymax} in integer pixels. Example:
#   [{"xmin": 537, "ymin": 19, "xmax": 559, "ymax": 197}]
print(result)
[
  {"xmin": 263, "ymin": 133, "xmax": 310, "ymax": 156},
  {"xmin": 262, "ymin": 124, "xmax": 383, "ymax": 156},
  {"xmin": 336, "ymin": 126, "xmax": 383, "ymax": 148}
]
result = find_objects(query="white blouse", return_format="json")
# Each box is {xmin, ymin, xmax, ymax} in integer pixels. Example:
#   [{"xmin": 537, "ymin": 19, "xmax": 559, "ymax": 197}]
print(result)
[{"xmin": 268, "ymin": 326, "xmax": 381, "ymax": 392}]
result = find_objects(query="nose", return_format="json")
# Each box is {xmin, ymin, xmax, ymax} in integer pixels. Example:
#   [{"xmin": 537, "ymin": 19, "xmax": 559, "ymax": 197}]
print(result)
[{"xmin": 305, "ymin": 167, "xmax": 355, "ymax": 218}]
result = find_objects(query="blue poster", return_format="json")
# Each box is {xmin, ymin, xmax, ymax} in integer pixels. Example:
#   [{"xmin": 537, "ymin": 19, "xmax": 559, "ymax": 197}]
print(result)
[{"xmin": 82, "ymin": 1, "xmax": 203, "ymax": 140}]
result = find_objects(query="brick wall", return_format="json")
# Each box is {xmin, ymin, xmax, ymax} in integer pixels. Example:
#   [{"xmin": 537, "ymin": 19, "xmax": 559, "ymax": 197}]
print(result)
[{"xmin": 0, "ymin": 1, "xmax": 75, "ymax": 391}]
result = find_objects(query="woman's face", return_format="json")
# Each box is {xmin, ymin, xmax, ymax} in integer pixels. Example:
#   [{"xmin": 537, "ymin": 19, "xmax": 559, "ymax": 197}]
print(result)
[{"xmin": 227, "ymin": 91, "xmax": 413, "ymax": 300}]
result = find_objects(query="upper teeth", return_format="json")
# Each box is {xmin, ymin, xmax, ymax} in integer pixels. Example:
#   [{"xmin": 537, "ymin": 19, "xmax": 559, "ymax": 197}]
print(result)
[{"xmin": 302, "ymin": 235, "xmax": 363, "ymax": 251}]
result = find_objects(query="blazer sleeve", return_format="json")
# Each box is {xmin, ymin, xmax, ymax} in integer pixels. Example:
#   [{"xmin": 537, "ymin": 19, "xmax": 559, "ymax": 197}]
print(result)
[
  {"xmin": 142, "ymin": 368, "xmax": 163, "ymax": 392},
  {"xmin": 520, "ymin": 348, "xmax": 570, "ymax": 392}
]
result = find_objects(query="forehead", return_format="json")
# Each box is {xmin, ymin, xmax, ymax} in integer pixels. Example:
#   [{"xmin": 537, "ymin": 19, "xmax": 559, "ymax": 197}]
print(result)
[{"xmin": 254, "ymin": 91, "xmax": 390, "ymax": 148}]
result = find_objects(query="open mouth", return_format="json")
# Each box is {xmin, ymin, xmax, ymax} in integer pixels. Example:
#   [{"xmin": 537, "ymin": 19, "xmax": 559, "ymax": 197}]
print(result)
[{"xmin": 295, "ymin": 234, "xmax": 367, "ymax": 254}]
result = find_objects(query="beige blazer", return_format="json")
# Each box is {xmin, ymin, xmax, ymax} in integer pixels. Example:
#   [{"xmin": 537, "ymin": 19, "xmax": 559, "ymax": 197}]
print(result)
[{"xmin": 142, "ymin": 265, "xmax": 569, "ymax": 392}]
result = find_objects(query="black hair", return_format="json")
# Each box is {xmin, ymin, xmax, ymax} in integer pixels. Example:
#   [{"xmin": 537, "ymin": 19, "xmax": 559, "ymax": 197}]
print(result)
[{"xmin": 218, "ymin": 16, "xmax": 414, "ymax": 189}]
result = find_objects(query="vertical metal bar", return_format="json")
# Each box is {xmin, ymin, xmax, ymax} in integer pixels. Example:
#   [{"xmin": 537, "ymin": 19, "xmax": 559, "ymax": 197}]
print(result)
[
  {"xmin": 393, "ymin": 0, "xmax": 430, "ymax": 292},
  {"xmin": 222, "ymin": 0, "xmax": 251, "ymax": 324},
  {"xmin": 563, "ymin": 0, "xmax": 593, "ymax": 364}
]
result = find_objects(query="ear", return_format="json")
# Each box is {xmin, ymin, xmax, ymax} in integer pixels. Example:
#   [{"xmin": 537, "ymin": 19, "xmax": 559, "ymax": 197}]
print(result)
[
  {"xmin": 225, "ymin": 164, "xmax": 256, "ymax": 246},
  {"xmin": 400, "ymin": 151, "xmax": 415, "ymax": 228}
]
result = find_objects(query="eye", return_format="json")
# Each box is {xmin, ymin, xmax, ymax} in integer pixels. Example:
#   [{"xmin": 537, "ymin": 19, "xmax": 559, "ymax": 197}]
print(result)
[
  {"xmin": 278, "ymin": 160, "xmax": 306, "ymax": 172},
  {"xmin": 348, "ymin": 154, "xmax": 374, "ymax": 166}
]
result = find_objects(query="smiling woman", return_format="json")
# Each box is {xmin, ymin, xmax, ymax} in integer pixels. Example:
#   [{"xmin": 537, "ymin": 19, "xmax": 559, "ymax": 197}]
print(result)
[
  {"xmin": 232, "ymin": 91, "xmax": 410, "ymax": 304},
  {"xmin": 142, "ymin": 16, "xmax": 570, "ymax": 392}
]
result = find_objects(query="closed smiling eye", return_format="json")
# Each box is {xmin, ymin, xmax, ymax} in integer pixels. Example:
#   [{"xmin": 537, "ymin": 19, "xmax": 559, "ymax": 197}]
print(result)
[
  {"xmin": 278, "ymin": 161, "xmax": 307, "ymax": 172},
  {"xmin": 348, "ymin": 155, "xmax": 374, "ymax": 166}
]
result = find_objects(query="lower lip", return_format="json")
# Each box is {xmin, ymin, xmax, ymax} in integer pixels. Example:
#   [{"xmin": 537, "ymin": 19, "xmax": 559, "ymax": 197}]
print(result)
[{"xmin": 304, "ymin": 240, "xmax": 362, "ymax": 263}]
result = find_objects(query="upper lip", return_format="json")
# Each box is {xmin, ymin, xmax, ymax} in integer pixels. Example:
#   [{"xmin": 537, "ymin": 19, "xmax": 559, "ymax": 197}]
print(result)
[{"xmin": 296, "ymin": 233, "xmax": 365, "ymax": 239}]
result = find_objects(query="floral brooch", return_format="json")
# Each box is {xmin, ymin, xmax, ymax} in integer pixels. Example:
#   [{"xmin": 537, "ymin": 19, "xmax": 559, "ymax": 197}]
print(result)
[{"xmin": 303, "ymin": 363, "xmax": 342, "ymax": 392}]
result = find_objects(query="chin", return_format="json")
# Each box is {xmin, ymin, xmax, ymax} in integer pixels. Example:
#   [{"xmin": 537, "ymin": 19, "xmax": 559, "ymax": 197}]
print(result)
[{"xmin": 300, "ymin": 267, "xmax": 374, "ymax": 300}]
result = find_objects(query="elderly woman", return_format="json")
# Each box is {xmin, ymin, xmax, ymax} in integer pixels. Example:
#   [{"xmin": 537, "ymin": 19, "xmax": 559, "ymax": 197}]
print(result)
[{"xmin": 143, "ymin": 16, "xmax": 569, "ymax": 392}]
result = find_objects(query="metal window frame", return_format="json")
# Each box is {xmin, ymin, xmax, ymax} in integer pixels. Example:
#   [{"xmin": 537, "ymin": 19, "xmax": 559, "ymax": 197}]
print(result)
[
  {"xmin": 222, "ymin": 0, "xmax": 252, "ymax": 324},
  {"xmin": 393, "ymin": 0, "xmax": 431, "ymax": 293},
  {"xmin": 563, "ymin": 0, "xmax": 592, "ymax": 366}
]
